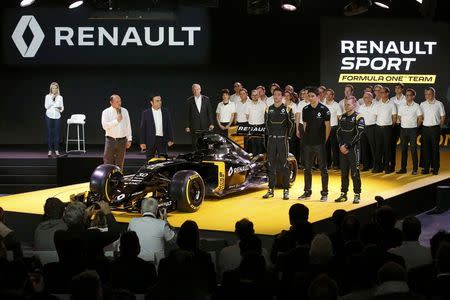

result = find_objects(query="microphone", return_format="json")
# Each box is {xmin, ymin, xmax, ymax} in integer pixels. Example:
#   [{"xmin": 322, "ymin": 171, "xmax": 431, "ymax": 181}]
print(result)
[
  {"xmin": 52, "ymin": 95, "xmax": 56, "ymax": 101},
  {"xmin": 116, "ymin": 108, "xmax": 121, "ymax": 114}
]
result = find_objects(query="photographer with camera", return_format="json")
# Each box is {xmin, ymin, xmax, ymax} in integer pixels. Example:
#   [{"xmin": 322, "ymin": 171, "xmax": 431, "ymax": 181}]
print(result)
[{"xmin": 127, "ymin": 197, "xmax": 176, "ymax": 261}]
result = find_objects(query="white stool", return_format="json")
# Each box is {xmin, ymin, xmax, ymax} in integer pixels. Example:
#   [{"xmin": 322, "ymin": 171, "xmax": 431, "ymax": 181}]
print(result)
[{"xmin": 66, "ymin": 114, "xmax": 86, "ymax": 153}]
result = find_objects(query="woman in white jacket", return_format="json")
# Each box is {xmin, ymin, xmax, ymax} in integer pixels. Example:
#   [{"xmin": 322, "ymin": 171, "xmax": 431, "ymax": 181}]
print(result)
[{"xmin": 44, "ymin": 82, "xmax": 64, "ymax": 157}]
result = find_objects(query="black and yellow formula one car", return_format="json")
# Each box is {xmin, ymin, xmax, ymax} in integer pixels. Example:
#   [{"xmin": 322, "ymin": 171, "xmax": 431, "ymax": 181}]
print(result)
[{"xmin": 72, "ymin": 132, "xmax": 297, "ymax": 213}]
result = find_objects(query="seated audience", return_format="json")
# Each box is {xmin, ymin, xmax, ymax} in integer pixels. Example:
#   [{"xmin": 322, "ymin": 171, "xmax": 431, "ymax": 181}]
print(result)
[
  {"xmin": 127, "ymin": 197, "xmax": 176, "ymax": 261},
  {"xmin": 374, "ymin": 262, "xmax": 419, "ymax": 300},
  {"xmin": 0, "ymin": 207, "xmax": 22, "ymax": 259},
  {"xmin": 308, "ymin": 274, "xmax": 339, "ymax": 300},
  {"xmin": 310, "ymin": 233, "xmax": 334, "ymax": 267},
  {"xmin": 327, "ymin": 209, "xmax": 347, "ymax": 255},
  {"xmin": 70, "ymin": 270, "xmax": 103, "ymax": 300},
  {"xmin": 388, "ymin": 216, "xmax": 432, "ymax": 270},
  {"xmin": 434, "ymin": 242, "xmax": 450, "ymax": 300},
  {"xmin": 34, "ymin": 197, "xmax": 67, "ymax": 251},
  {"xmin": 218, "ymin": 218, "xmax": 270, "ymax": 277},
  {"xmin": 110, "ymin": 231, "xmax": 157, "ymax": 293}
]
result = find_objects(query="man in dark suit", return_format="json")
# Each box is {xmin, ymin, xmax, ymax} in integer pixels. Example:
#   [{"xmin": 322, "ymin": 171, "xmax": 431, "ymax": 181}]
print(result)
[
  {"xmin": 185, "ymin": 83, "xmax": 214, "ymax": 150},
  {"xmin": 140, "ymin": 94, "xmax": 174, "ymax": 160}
]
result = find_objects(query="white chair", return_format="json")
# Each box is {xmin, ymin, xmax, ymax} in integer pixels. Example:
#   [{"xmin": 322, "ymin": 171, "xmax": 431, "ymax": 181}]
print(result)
[{"xmin": 66, "ymin": 114, "xmax": 86, "ymax": 153}]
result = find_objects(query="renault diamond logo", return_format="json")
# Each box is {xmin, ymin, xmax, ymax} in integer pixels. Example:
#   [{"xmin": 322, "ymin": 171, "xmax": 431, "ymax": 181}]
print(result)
[{"xmin": 11, "ymin": 16, "xmax": 45, "ymax": 58}]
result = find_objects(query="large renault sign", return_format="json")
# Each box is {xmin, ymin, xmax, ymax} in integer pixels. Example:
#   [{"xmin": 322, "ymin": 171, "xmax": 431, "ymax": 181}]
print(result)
[{"xmin": 2, "ymin": 7, "xmax": 209, "ymax": 65}]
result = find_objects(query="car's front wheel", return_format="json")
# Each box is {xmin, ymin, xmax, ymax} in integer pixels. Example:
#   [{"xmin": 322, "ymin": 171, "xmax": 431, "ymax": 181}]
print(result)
[
  {"xmin": 170, "ymin": 170, "xmax": 205, "ymax": 212},
  {"xmin": 89, "ymin": 164, "xmax": 124, "ymax": 202}
]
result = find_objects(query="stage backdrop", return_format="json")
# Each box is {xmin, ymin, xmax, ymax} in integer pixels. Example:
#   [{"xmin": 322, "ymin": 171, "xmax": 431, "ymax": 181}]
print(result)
[{"xmin": 320, "ymin": 17, "xmax": 450, "ymax": 107}]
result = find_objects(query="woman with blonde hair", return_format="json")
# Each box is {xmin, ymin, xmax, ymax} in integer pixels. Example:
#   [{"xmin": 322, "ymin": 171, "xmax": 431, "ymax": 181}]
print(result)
[{"xmin": 44, "ymin": 82, "xmax": 64, "ymax": 157}]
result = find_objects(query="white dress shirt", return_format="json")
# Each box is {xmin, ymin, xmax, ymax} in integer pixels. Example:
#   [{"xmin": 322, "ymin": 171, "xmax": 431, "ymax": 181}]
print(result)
[
  {"xmin": 152, "ymin": 107, "xmax": 163, "ymax": 136},
  {"xmin": 420, "ymin": 99, "xmax": 446, "ymax": 126},
  {"xmin": 376, "ymin": 100, "xmax": 397, "ymax": 126},
  {"xmin": 235, "ymin": 99, "xmax": 251, "ymax": 123},
  {"xmin": 296, "ymin": 100, "xmax": 308, "ymax": 124},
  {"xmin": 390, "ymin": 94, "xmax": 406, "ymax": 123},
  {"xmin": 101, "ymin": 106, "xmax": 132, "ymax": 141},
  {"xmin": 216, "ymin": 101, "xmax": 236, "ymax": 123},
  {"xmin": 398, "ymin": 102, "xmax": 422, "ymax": 129},
  {"xmin": 127, "ymin": 213, "xmax": 176, "ymax": 261},
  {"xmin": 388, "ymin": 241, "xmax": 432, "ymax": 270},
  {"xmin": 194, "ymin": 95, "xmax": 202, "ymax": 113},
  {"xmin": 246, "ymin": 100, "xmax": 267, "ymax": 125},
  {"xmin": 45, "ymin": 94, "xmax": 64, "ymax": 119},
  {"xmin": 266, "ymin": 96, "xmax": 274, "ymax": 107},
  {"xmin": 229, "ymin": 93, "xmax": 240, "ymax": 104},
  {"xmin": 358, "ymin": 102, "xmax": 378, "ymax": 126},
  {"xmin": 324, "ymin": 100, "xmax": 342, "ymax": 127}
]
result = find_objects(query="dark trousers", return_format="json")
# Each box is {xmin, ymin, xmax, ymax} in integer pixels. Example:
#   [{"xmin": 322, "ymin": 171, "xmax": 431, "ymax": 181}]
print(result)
[
  {"xmin": 303, "ymin": 144, "xmax": 328, "ymax": 194},
  {"xmin": 298, "ymin": 124, "xmax": 305, "ymax": 166},
  {"xmin": 390, "ymin": 124, "xmax": 401, "ymax": 171},
  {"xmin": 375, "ymin": 126, "xmax": 392, "ymax": 172},
  {"xmin": 422, "ymin": 125, "xmax": 441, "ymax": 172},
  {"xmin": 340, "ymin": 146, "xmax": 361, "ymax": 194},
  {"xmin": 104, "ymin": 137, "xmax": 127, "ymax": 170},
  {"xmin": 217, "ymin": 122, "xmax": 229, "ymax": 137},
  {"xmin": 326, "ymin": 126, "xmax": 339, "ymax": 168},
  {"xmin": 361, "ymin": 125, "xmax": 376, "ymax": 169},
  {"xmin": 145, "ymin": 136, "xmax": 168, "ymax": 160},
  {"xmin": 400, "ymin": 128, "xmax": 418, "ymax": 171},
  {"xmin": 45, "ymin": 116, "xmax": 61, "ymax": 151},
  {"xmin": 191, "ymin": 132, "xmax": 203, "ymax": 151},
  {"xmin": 248, "ymin": 136, "xmax": 265, "ymax": 156},
  {"xmin": 267, "ymin": 136, "xmax": 289, "ymax": 189}
]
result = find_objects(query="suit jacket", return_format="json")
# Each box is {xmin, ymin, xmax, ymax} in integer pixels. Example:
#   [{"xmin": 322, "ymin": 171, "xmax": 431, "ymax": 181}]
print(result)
[
  {"xmin": 186, "ymin": 95, "xmax": 214, "ymax": 131},
  {"xmin": 140, "ymin": 107, "xmax": 174, "ymax": 147}
]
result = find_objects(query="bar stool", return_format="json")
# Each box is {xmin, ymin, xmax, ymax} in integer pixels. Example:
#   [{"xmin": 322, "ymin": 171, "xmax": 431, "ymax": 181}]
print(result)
[{"xmin": 66, "ymin": 114, "xmax": 86, "ymax": 153}]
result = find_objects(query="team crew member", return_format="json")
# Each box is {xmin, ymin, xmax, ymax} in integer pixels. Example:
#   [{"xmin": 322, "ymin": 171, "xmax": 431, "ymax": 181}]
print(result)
[
  {"xmin": 266, "ymin": 83, "xmax": 281, "ymax": 107},
  {"xmin": 358, "ymin": 92, "xmax": 378, "ymax": 171},
  {"xmin": 235, "ymin": 88, "xmax": 250, "ymax": 126},
  {"xmin": 374, "ymin": 87, "xmax": 397, "ymax": 173},
  {"xmin": 298, "ymin": 87, "xmax": 331, "ymax": 201},
  {"xmin": 229, "ymin": 82, "xmax": 243, "ymax": 103},
  {"xmin": 246, "ymin": 89, "xmax": 267, "ymax": 155},
  {"xmin": 284, "ymin": 91, "xmax": 299, "ymax": 163},
  {"xmin": 324, "ymin": 88, "xmax": 343, "ymax": 169},
  {"xmin": 335, "ymin": 97, "xmax": 365, "ymax": 204},
  {"xmin": 318, "ymin": 85, "xmax": 327, "ymax": 103},
  {"xmin": 373, "ymin": 84, "xmax": 383, "ymax": 102},
  {"xmin": 102, "ymin": 94, "xmax": 132, "ymax": 170},
  {"xmin": 420, "ymin": 87, "xmax": 446, "ymax": 175},
  {"xmin": 339, "ymin": 84, "xmax": 359, "ymax": 113},
  {"xmin": 256, "ymin": 85, "xmax": 268, "ymax": 104},
  {"xmin": 262, "ymin": 87, "xmax": 294, "ymax": 200},
  {"xmin": 390, "ymin": 83, "xmax": 406, "ymax": 173},
  {"xmin": 295, "ymin": 89, "xmax": 309, "ymax": 167},
  {"xmin": 396, "ymin": 88, "xmax": 423, "ymax": 175},
  {"xmin": 358, "ymin": 85, "xmax": 374, "ymax": 106},
  {"xmin": 216, "ymin": 89, "xmax": 236, "ymax": 137}
]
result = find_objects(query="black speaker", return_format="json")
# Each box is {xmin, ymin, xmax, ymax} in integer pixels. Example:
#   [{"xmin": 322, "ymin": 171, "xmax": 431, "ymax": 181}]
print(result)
[{"xmin": 427, "ymin": 186, "xmax": 450, "ymax": 214}]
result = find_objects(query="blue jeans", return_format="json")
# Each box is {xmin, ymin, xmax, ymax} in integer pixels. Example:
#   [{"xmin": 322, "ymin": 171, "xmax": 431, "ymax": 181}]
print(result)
[{"xmin": 46, "ymin": 116, "xmax": 61, "ymax": 151}]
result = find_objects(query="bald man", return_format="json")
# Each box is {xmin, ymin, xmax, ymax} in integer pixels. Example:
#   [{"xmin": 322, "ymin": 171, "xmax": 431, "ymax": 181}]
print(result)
[
  {"xmin": 101, "ymin": 94, "xmax": 132, "ymax": 170},
  {"xmin": 185, "ymin": 83, "xmax": 214, "ymax": 150}
]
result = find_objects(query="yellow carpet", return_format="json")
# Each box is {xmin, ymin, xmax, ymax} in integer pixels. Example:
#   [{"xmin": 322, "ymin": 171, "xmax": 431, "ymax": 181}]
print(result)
[{"xmin": 1, "ymin": 153, "xmax": 449, "ymax": 235}]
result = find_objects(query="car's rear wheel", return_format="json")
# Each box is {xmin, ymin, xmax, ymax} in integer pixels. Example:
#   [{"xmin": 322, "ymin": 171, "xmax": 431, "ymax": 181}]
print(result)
[
  {"xmin": 90, "ymin": 164, "xmax": 124, "ymax": 202},
  {"xmin": 276, "ymin": 155, "xmax": 298, "ymax": 187},
  {"xmin": 170, "ymin": 170, "xmax": 205, "ymax": 212}
]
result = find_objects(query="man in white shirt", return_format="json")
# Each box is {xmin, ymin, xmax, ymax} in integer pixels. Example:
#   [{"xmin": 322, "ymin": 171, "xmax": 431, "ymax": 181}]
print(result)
[
  {"xmin": 390, "ymin": 83, "xmax": 407, "ymax": 173},
  {"xmin": 295, "ymin": 89, "xmax": 309, "ymax": 168},
  {"xmin": 318, "ymin": 85, "xmax": 327, "ymax": 103},
  {"xmin": 139, "ymin": 94, "xmax": 174, "ymax": 160},
  {"xmin": 256, "ymin": 85, "xmax": 268, "ymax": 104},
  {"xmin": 128, "ymin": 198, "xmax": 176, "ymax": 261},
  {"xmin": 388, "ymin": 216, "xmax": 432, "ymax": 270},
  {"xmin": 420, "ymin": 87, "xmax": 446, "ymax": 175},
  {"xmin": 373, "ymin": 84, "xmax": 383, "ymax": 102},
  {"xmin": 374, "ymin": 87, "xmax": 397, "ymax": 173},
  {"xmin": 229, "ymin": 82, "xmax": 243, "ymax": 103},
  {"xmin": 324, "ymin": 88, "xmax": 343, "ymax": 169},
  {"xmin": 235, "ymin": 88, "xmax": 251, "ymax": 126},
  {"xmin": 101, "ymin": 94, "xmax": 132, "ymax": 170},
  {"xmin": 396, "ymin": 89, "xmax": 423, "ymax": 175},
  {"xmin": 266, "ymin": 83, "xmax": 281, "ymax": 107},
  {"xmin": 339, "ymin": 84, "xmax": 360, "ymax": 112},
  {"xmin": 216, "ymin": 89, "xmax": 236, "ymax": 137},
  {"xmin": 246, "ymin": 89, "xmax": 267, "ymax": 155},
  {"xmin": 358, "ymin": 92, "xmax": 378, "ymax": 172},
  {"xmin": 358, "ymin": 85, "xmax": 374, "ymax": 106}
]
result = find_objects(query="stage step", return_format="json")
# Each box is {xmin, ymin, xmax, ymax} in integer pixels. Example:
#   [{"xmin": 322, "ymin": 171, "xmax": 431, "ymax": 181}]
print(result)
[
  {"xmin": 0, "ymin": 184, "xmax": 58, "ymax": 194},
  {"xmin": 0, "ymin": 166, "xmax": 56, "ymax": 175},
  {"xmin": 0, "ymin": 175, "xmax": 57, "ymax": 184}
]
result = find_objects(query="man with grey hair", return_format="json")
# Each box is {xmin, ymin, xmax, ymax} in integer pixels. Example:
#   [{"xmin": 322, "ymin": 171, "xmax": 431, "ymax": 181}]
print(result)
[{"xmin": 127, "ymin": 198, "xmax": 176, "ymax": 261}]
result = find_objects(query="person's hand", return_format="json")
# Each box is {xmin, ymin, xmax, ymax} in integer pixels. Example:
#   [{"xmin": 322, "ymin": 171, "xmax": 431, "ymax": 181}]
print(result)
[
  {"xmin": 340, "ymin": 145, "xmax": 349, "ymax": 155},
  {"xmin": 209, "ymin": 125, "xmax": 214, "ymax": 131},
  {"xmin": 296, "ymin": 130, "xmax": 301, "ymax": 139},
  {"xmin": 97, "ymin": 201, "xmax": 111, "ymax": 214},
  {"xmin": 140, "ymin": 144, "xmax": 146, "ymax": 151},
  {"xmin": 168, "ymin": 141, "xmax": 174, "ymax": 147},
  {"xmin": 126, "ymin": 141, "xmax": 132, "ymax": 149},
  {"xmin": 85, "ymin": 205, "xmax": 97, "ymax": 219},
  {"xmin": 185, "ymin": 127, "xmax": 190, "ymax": 133},
  {"xmin": 219, "ymin": 125, "xmax": 226, "ymax": 130},
  {"xmin": 117, "ymin": 114, "xmax": 123, "ymax": 122}
]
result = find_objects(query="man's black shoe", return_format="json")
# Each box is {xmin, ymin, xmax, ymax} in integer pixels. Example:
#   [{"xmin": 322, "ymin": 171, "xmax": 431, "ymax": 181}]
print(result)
[
  {"xmin": 411, "ymin": 170, "xmax": 418, "ymax": 175},
  {"xmin": 262, "ymin": 188, "xmax": 274, "ymax": 199},
  {"xmin": 283, "ymin": 189, "xmax": 290, "ymax": 200},
  {"xmin": 298, "ymin": 192, "xmax": 311, "ymax": 200},
  {"xmin": 335, "ymin": 193, "xmax": 348, "ymax": 202},
  {"xmin": 396, "ymin": 169, "xmax": 406, "ymax": 174},
  {"xmin": 432, "ymin": 170, "xmax": 439, "ymax": 175},
  {"xmin": 421, "ymin": 169, "xmax": 430, "ymax": 175},
  {"xmin": 353, "ymin": 194, "xmax": 361, "ymax": 204},
  {"xmin": 320, "ymin": 194, "xmax": 328, "ymax": 202}
]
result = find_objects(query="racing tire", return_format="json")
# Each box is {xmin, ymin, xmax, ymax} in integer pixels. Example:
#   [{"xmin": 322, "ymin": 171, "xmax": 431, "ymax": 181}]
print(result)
[
  {"xmin": 276, "ymin": 155, "xmax": 298, "ymax": 188},
  {"xmin": 89, "ymin": 164, "xmax": 123, "ymax": 202},
  {"xmin": 170, "ymin": 170, "xmax": 205, "ymax": 212}
]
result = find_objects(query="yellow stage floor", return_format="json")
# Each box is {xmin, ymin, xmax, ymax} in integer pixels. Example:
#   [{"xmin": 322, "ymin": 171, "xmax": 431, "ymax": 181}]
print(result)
[{"xmin": 1, "ymin": 153, "xmax": 449, "ymax": 235}]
